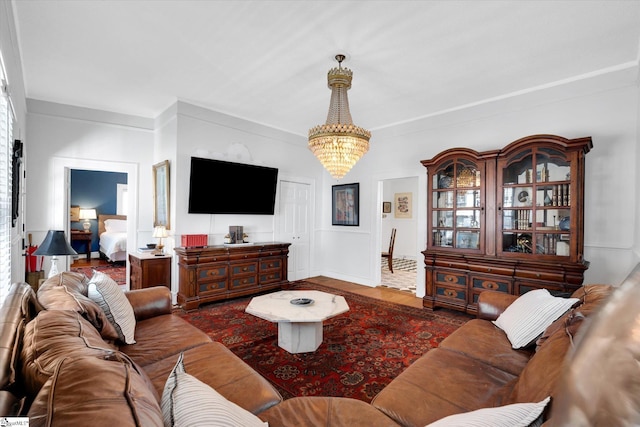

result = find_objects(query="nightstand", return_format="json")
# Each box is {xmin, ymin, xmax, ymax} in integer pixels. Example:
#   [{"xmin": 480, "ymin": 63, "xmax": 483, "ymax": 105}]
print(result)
[
  {"xmin": 129, "ymin": 252, "xmax": 171, "ymax": 290},
  {"xmin": 70, "ymin": 229, "xmax": 92, "ymax": 260}
]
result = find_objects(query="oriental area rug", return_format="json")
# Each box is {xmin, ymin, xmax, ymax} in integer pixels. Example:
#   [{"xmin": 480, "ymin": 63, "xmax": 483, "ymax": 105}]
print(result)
[
  {"xmin": 178, "ymin": 281, "xmax": 471, "ymax": 403},
  {"xmin": 71, "ymin": 263, "xmax": 126, "ymax": 285}
]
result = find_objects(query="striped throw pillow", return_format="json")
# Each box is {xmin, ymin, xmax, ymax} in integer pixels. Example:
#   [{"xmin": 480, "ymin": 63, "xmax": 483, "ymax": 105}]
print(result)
[
  {"xmin": 162, "ymin": 353, "xmax": 267, "ymax": 427},
  {"xmin": 493, "ymin": 289, "xmax": 579, "ymax": 349},
  {"xmin": 88, "ymin": 270, "xmax": 136, "ymax": 344},
  {"xmin": 425, "ymin": 397, "xmax": 550, "ymax": 427}
]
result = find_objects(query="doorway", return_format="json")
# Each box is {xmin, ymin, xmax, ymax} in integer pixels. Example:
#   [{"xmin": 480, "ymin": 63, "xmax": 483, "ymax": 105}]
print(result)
[
  {"xmin": 52, "ymin": 157, "xmax": 138, "ymax": 287},
  {"xmin": 379, "ymin": 176, "xmax": 419, "ymax": 294}
]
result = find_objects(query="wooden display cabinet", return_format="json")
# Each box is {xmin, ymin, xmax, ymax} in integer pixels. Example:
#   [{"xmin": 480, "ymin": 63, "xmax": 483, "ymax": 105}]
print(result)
[
  {"xmin": 129, "ymin": 252, "xmax": 172, "ymax": 290},
  {"xmin": 174, "ymin": 242, "xmax": 290, "ymax": 310},
  {"xmin": 421, "ymin": 134, "xmax": 592, "ymax": 314}
]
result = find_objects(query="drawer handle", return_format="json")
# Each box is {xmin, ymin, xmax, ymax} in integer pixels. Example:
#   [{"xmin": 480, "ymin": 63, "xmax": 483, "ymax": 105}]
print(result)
[
  {"xmin": 536, "ymin": 273, "xmax": 541, "ymax": 278},
  {"xmin": 444, "ymin": 289, "xmax": 456, "ymax": 297},
  {"xmin": 445, "ymin": 275, "xmax": 456, "ymax": 282},
  {"xmin": 483, "ymin": 281, "xmax": 497, "ymax": 289}
]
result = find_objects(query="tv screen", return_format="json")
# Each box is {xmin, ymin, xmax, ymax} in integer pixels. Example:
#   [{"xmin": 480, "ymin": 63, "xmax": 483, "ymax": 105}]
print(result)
[{"xmin": 188, "ymin": 157, "xmax": 279, "ymax": 215}]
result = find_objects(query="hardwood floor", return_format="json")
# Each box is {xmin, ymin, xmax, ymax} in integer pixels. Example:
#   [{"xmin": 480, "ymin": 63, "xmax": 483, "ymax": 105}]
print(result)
[
  {"xmin": 303, "ymin": 275, "xmax": 424, "ymax": 309},
  {"xmin": 69, "ymin": 258, "xmax": 424, "ymax": 309}
]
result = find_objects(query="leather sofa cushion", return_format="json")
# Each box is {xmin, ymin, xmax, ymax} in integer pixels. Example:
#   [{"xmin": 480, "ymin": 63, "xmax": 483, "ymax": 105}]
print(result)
[
  {"xmin": 28, "ymin": 355, "xmax": 163, "ymax": 427},
  {"xmin": 504, "ymin": 316, "xmax": 579, "ymax": 408},
  {"xmin": 259, "ymin": 396, "xmax": 400, "ymax": 427},
  {"xmin": 438, "ymin": 319, "xmax": 532, "ymax": 376},
  {"xmin": 118, "ymin": 314, "xmax": 211, "ymax": 367},
  {"xmin": 144, "ymin": 342, "xmax": 282, "ymax": 415},
  {"xmin": 37, "ymin": 272, "xmax": 118, "ymax": 341},
  {"xmin": 371, "ymin": 347, "xmax": 516, "ymax": 427},
  {"xmin": 21, "ymin": 310, "xmax": 117, "ymax": 399}
]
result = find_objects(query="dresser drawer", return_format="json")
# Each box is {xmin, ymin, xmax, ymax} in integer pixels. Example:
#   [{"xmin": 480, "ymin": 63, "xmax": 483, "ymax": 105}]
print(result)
[
  {"xmin": 434, "ymin": 270, "xmax": 467, "ymax": 287},
  {"xmin": 435, "ymin": 285, "xmax": 466, "ymax": 302},
  {"xmin": 198, "ymin": 264, "xmax": 228, "ymax": 282},
  {"xmin": 260, "ymin": 270, "xmax": 282, "ymax": 285},
  {"xmin": 230, "ymin": 261, "xmax": 258, "ymax": 277},
  {"xmin": 260, "ymin": 258, "xmax": 282, "ymax": 272},
  {"xmin": 198, "ymin": 280, "xmax": 227, "ymax": 296},
  {"xmin": 470, "ymin": 275, "xmax": 512, "ymax": 304}
]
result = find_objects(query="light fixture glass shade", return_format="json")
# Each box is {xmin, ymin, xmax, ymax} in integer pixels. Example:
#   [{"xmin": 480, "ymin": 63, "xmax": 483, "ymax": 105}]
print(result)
[
  {"xmin": 33, "ymin": 230, "xmax": 77, "ymax": 278},
  {"xmin": 153, "ymin": 225, "xmax": 168, "ymax": 254},
  {"xmin": 79, "ymin": 208, "xmax": 97, "ymax": 231},
  {"xmin": 309, "ymin": 55, "xmax": 371, "ymax": 180}
]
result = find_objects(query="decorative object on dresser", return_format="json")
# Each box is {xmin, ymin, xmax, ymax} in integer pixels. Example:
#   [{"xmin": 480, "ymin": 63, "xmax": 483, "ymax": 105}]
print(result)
[
  {"xmin": 33, "ymin": 230, "xmax": 78, "ymax": 278},
  {"xmin": 421, "ymin": 134, "xmax": 592, "ymax": 313},
  {"xmin": 129, "ymin": 252, "xmax": 171, "ymax": 290},
  {"xmin": 181, "ymin": 234, "xmax": 208, "ymax": 248},
  {"xmin": 174, "ymin": 242, "xmax": 290, "ymax": 310}
]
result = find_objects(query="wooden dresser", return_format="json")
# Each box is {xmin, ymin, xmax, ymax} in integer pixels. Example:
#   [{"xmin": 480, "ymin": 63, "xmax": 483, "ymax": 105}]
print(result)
[{"xmin": 174, "ymin": 242, "xmax": 290, "ymax": 310}]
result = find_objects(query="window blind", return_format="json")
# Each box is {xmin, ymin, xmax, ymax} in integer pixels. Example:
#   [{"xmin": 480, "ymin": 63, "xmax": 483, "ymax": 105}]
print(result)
[{"xmin": 0, "ymin": 74, "xmax": 13, "ymax": 300}]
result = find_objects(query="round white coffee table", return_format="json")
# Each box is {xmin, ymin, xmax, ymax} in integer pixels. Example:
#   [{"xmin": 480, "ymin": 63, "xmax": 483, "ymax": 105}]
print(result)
[{"xmin": 245, "ymin": 290, "xmax": 349, "ymax": 353}]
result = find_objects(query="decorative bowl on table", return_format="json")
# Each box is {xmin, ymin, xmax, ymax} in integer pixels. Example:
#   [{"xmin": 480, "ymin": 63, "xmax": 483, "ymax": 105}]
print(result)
[
  {"xmin": 290, "ymin": 298, "xmax": 314, "ymax": 306},
  {"xmin": 146, "ymin": 243, "xmax": 157, "ymax": 249}
]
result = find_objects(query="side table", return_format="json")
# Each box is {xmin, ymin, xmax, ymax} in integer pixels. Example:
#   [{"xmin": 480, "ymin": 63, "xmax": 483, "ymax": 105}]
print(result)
[
  {"xmin": 70, "ymin": 230, "xmax": 92, "ymax": 260},
  {"xmin": 129, "ymin": 252, "xmax": 171, "ymax": 290}
]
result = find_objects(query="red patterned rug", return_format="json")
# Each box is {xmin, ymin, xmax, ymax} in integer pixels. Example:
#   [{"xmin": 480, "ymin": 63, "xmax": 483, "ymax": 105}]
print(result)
[
  {"xmin": 70, "ymin": 263, "xmax": 126, "ymax": 285},
  {"xmin": 178, "ymin": 280, "xmax": 472, "ymax": 403}
]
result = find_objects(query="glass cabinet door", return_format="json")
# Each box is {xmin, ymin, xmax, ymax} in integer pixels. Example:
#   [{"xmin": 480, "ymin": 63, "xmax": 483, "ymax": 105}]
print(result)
[
  {"xmin": 431, "ymin": 158, "xmax": 482, "ymax": 250},
  {"xmin": 499, "ymin": 147, "xmax": 571, "ymax": 257}
]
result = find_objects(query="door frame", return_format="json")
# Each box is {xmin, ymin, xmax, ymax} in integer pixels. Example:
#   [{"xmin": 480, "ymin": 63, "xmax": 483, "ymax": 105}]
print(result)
[
  {"xmin": 372, "ymin": 171, "xmax": 426, "ymax": 297},
  {"xmin": 52, "ymin": 157, "xmax": 138, "ymax": 286}
]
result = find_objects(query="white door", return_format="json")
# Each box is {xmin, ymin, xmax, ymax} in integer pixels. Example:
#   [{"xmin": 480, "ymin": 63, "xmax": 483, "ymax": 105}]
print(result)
[{"xmin": 278, "ymin": 180, "xmax": 311, "ymax": 281}]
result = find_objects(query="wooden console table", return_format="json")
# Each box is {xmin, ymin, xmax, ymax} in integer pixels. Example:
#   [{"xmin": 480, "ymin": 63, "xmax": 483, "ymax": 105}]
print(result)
[{"xmin": 174, "ymin": 242, "xmax": 290, "ymax": 310}]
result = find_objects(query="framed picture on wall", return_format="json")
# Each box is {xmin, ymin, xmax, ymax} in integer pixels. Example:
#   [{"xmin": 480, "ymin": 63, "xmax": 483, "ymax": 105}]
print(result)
[
  {"xmin": 153, "ymin": 160, "xmax": 171, "ymax": 230},
  {"xmin": 382, "ymin": 201, "xmax": 392, "ymax": 213},
  {"xmin": 394, "ymin": 192, "xmax": 412, "ymax": 218},
  {"xmin": 332, "ymin": 183, "xmax": 359, "ymax": 226}
]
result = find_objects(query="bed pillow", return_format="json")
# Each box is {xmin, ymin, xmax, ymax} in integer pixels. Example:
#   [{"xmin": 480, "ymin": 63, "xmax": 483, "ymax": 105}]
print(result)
[
  {"xmin": 162, "ymin": 353, "xmax": 267, "ymax": 427},
  {"xmin": 425, "ymin": 397, "xmax": 550, "ymax": 427},
  {"xmin": 104, "ymin": 218, "xmax": 127, "ymax": 233},
  {"xmin": 88, "ymin": 270, "xmax": 136, "ymax": 344},
  {"xmin": 493, "ymin": 289, "xmax": 579, "ymax": 349}
]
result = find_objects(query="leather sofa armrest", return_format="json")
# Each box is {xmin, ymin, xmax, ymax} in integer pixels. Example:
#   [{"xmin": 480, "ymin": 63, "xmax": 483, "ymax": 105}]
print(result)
[
  {"xmin": 125, "ymin": 286, "xmax": 172, "ymax": 321},
  {"xmin": 476, "ymin": 291, "xmax": 518, "ymax": 321},
  {"xmin": 0, "ymin": 390, "xmax": 22, "ymax": 416}
]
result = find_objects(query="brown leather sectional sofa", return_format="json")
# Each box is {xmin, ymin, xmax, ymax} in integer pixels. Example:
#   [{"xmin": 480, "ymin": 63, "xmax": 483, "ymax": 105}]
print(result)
[{"xmin": 0, "ymin": 269, "xmax": 622, "ymax": 426}]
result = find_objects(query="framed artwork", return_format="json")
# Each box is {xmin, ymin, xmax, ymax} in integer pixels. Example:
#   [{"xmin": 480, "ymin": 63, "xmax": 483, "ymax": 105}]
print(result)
[
  {"xmin": 382, "ymin": 201, "xmax": 392, "ymax": 213},
  {"xmin": 70, "ymin": 206, "xmax": 80, "ymax": 222},
  {"xmin": 394, "ymin": 192, "xmax": 412, "ymax": 218},
  {"xmin": 153, "ymin": 160, "xmax": 171, "ymax": 230},
  {"xmin": 332, "ymin": 183, "xmax": 359, "ymax": 226}
]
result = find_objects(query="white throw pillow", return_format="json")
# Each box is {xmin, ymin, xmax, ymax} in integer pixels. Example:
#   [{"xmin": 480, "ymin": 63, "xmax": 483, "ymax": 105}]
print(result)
[
  {"xmin": 104, "ymin": 218, "xmax": 127, "ymax": 233},
  {"xmin": 425, "ymin": 397, "xmax": 550, "ymax": 427},
  {"xmin": 88, "ymin": 270, "xmax": 136, "ymax": 344},
  {"xmin": 162, "ymin": 352, "xmax": 267, "ymax": 427},
  {"xmin": 493, "ymin": 289, "xmax": 579, "ymax": 349}
]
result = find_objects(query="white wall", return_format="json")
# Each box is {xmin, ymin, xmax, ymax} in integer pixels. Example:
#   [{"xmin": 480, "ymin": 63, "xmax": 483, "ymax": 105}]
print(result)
[{"xmin": 25, "ymin": 100, "xmax": 155, "ymax": 277}]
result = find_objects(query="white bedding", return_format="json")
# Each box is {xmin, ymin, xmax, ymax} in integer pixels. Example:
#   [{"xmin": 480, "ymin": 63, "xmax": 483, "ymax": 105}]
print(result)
[{"xmin": 99, "ymin": 231, "xmax": 127, "ymax": 262}]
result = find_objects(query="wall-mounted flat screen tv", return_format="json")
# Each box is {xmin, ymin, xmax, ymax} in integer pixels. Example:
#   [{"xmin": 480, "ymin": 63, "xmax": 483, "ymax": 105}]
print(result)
[{"xmin": 188, "ymin": 157, "xmax": 279, "ymax": 215}]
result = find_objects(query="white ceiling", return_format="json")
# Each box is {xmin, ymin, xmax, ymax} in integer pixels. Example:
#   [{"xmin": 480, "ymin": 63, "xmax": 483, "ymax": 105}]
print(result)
[{"xmin": 11, "ymin": 1, "xmax": 640, "ymax": 137}]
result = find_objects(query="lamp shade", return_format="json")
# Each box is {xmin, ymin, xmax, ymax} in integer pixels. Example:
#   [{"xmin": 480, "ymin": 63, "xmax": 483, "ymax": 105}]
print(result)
[
  {"xmin": 79, "ymin": 209, "xmax": 97, "ymax": 220},
  {"xmin": 33, "ymin": 230, "xmax": 78, "ymax": 256},
  {"xmin": 152, "ymin": 225, "xmax": 168, "ymax": 238}
]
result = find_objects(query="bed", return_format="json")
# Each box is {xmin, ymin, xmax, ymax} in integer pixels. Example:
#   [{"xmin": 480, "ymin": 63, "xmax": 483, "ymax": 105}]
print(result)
[{"xmin": 98, "ymin": 214, "xmax": 127, "ymax": 262}]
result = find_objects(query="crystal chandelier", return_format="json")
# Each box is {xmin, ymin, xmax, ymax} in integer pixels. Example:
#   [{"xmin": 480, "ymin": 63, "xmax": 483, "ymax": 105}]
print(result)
[{"xmin": 308, "ymin": 54, "xmax": 371, "ymax": 179}]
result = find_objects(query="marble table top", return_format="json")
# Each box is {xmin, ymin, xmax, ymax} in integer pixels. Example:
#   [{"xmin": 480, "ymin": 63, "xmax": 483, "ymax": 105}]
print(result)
[{"xmin": 245, "ymin": 290, "xmax": 349, "ymax": 323}]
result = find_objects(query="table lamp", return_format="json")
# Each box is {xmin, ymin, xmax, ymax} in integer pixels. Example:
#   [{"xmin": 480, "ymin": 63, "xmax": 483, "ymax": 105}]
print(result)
[
  {"xmin": 152, "ymin": 225, "xmax": 168, "ymax": 254},
  {"xmin": 33, "ymin": 230, "xmax": 78, "ymax": 278},
  {"xmin": 79, "ymin": 208, "xmax": 97, "ymax": 231}
]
